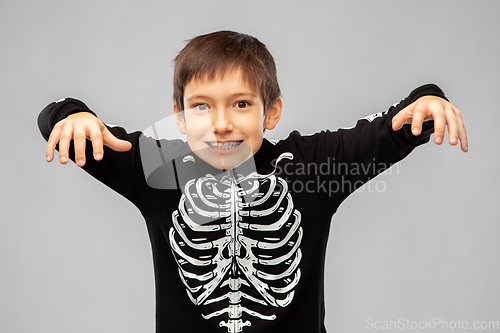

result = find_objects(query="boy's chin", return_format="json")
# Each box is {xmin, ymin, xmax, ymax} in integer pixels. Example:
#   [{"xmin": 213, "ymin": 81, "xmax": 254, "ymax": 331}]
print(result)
[{"xmin": 194, "ymin": 144, "xmax": 254, "ymax": 170}]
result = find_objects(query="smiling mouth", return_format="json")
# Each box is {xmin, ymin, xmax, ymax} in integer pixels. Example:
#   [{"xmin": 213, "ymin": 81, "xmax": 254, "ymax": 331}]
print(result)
[{"xmin": 205, "ymin": 140, "xmax": 243, "ymax": 150}]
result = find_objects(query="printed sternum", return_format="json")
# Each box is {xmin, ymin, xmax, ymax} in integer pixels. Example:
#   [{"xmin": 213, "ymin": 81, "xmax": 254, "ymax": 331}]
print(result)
[{"xmin": 229, "ymin": 174, "xmax": 241, "ymax": 273}]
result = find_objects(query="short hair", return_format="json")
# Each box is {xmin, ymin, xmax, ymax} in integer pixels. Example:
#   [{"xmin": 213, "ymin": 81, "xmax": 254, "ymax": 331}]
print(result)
[{"xmin": 173, "ymin": 30, "xmax": 281, "ymax": 114}]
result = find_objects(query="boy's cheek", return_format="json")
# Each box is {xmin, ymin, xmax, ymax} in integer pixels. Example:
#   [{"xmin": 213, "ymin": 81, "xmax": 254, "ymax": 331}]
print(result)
[{"xmin": 185, "ymin": 113, "xmax": 215, "ymax": 132}]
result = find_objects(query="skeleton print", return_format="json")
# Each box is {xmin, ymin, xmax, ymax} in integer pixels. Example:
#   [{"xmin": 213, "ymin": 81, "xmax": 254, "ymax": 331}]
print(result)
[{"xmin": 169, "ymin": 153, "xmax": 303, "ymax": 333}]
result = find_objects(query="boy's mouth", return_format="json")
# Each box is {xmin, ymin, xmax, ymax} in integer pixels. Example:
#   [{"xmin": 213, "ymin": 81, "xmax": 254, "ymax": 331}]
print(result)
[{"xmin": 205, "ymin": 140, "xmax": 243, "ymax": 150}]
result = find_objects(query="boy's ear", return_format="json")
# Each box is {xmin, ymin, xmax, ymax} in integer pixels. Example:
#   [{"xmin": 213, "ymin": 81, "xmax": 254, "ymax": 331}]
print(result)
[
  {"xmin": 264, "ymin": 97, "xmax": 283, "ymax": 130},
  {"xmin": 173, "ymin": 101, "xmax": 187, "ymax": 135}
]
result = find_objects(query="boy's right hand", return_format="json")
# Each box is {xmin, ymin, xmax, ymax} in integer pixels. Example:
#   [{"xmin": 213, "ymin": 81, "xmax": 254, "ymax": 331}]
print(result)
[{"xmin": 46, "ymin": 112, "xmax": 132, "ymax": 167}]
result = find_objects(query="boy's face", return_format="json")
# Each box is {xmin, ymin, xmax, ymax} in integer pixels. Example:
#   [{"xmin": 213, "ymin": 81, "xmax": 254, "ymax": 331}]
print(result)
[{"xmin": 174, "ymin": 68, "xmax": 282, "ymax": 170}]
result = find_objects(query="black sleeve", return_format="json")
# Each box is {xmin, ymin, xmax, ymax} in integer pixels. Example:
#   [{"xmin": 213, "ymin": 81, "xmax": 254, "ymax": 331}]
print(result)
[
  {"xmin": 290, "ymin": 84, "xmax": 447, "ymax": 212},
  {"xmin": 37, "ymin": 98, "xmax": 152, "ymax": 210}
]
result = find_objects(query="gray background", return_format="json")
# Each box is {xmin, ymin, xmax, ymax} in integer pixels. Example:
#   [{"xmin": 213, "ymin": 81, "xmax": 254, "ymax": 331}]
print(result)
[{"xmin": 1, "ymin": 0, "xmax": 499, "ymax": 332}]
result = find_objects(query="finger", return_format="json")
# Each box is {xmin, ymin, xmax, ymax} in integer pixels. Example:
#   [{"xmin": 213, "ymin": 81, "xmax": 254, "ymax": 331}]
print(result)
[
  {"xmin": 57, "ymin": 124, "xmax": 74, "ymax": 164},
  {"xmin": 454, "ymin": 107, "xmax": 468, "ymax": 152},
  {"xmin": 46, "ymin": 124, "xmax": 63, "ymax": 162},
  {"xmin": 392, "ymin": 106, "xmax": 411, "ymax": 131},
  {"xmin": 102, "ymin": 127, "xmax": 132, "ymax": 152},
  {"xmin": 87, "ymin": 123, "xmax": 104, "ymax": 160},
  {"xmin": 432, "ymin": 108, "xmax": 446, "ymax": 145},
  {"xmin": 411, "ymin": 106, "xmax": 426, "ymax": 136},
  {"xmin": 444, "ymin": 107, "xmax": 458, "ymax": 146},
  {"xmin": 73, "ymin": 127, "xmax": 87, "ymax": 167},
  {"xmin": 392, "ymin": 114, "xmax": 403, "ymax": 131}
]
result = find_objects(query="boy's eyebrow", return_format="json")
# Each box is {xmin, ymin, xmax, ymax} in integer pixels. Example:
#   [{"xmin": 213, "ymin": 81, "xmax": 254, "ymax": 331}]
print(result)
[
  {"xmin": 230, "ymin": 92, "xmax": 258, "ymax": 99},
  {"xmin": 186, "ymin": 95, "xmax": 212, "ymax": 102},
  {"xmin": 187, "ymin": 92, "xmax": 258, "ymax": 102}
]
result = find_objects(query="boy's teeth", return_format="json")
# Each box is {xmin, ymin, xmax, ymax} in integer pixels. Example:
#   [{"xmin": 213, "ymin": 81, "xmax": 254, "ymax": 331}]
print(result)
[{"xmin": 207, "ymin": 141, "xmax": 242, "ymax": 149}]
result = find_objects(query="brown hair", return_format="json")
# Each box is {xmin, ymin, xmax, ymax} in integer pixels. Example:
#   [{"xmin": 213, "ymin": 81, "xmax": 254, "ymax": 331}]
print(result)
[{"xmin": 173, "ymin": 30, "xmax": 281, "ymax": 114}]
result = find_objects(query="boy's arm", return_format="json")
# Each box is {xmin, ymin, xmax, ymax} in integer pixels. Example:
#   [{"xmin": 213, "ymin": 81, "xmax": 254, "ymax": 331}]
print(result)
[
  {"xmin": 296, "ymin": 84, "xmax": 467, "ymax": 211},
  {"xmin": 39, "ymin": 98, "xmax": 132, "ymax": 166},
  {"xmin": 392, "ymin": 95, "xmax": 467, "ymax": 152},
  {"xmin": 38, "ymin": 98, "xmax": 150, "ymax": 207}
]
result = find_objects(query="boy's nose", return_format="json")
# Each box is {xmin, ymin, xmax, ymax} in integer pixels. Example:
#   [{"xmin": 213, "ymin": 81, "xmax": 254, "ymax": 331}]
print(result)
[{"xmin": 211, "ymin": 109, "xmax": 233, "ymax": 134}]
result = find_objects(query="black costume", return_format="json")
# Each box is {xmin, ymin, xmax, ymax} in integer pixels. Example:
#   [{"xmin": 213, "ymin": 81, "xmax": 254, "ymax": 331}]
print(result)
[{"xmin": 38, "ymin": 84, "xmax": 445, "ymax": 333}]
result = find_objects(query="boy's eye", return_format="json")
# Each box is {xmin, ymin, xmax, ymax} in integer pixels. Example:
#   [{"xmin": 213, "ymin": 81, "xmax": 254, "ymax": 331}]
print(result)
[
  {"xmin": 193, "ymin": 104, "xmax": 209, "ymax": 111},
  {"xmin": 235, "ymin": 101, "xmax": 250, "ymax": 108}
]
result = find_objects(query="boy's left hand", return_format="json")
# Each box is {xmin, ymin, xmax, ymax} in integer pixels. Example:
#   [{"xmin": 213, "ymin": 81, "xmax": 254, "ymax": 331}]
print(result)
[{"xmin": 391, "ymin": 95, "xmax": 468, "ymax": 152}]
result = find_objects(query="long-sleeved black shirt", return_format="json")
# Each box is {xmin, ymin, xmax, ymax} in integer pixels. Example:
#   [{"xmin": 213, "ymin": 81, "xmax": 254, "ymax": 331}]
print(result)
[{"xmin": 38, "ymin": 84, "xmax": 446, "ymax": 333}]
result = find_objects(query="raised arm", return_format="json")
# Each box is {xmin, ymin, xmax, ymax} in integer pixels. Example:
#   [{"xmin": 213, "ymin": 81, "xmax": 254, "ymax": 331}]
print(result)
[
  {"xmin": 291, "ymin": 84, "xmax": 467, "ymax": 212},
  {"xmin": 39, "ymin": 98, "xmax": 132, "ymax": 167},
  {"xmin": 392, "ymin": 95, "xmax": 468, "ymax": 152},
  {"xmin": 38, "ymin": 98, "xmax": 150, "ymax": 208}
]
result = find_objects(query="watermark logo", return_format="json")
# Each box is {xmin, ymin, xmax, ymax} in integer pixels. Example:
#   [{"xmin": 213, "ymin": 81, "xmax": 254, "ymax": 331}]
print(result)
[
  {"xmin": 138, "ymin": 112, "xmax": 402, "ymax": 226},
  {"xmin": 139, "ymin": 110, "xmax": 257, "ymax": 190},
  {"xmin": 366, "ymin": 317, "xmax": 500, "ymax": 330},
  {"xmin": 272, "ymin": 157, "xmax": 399, "ymax": 197}
]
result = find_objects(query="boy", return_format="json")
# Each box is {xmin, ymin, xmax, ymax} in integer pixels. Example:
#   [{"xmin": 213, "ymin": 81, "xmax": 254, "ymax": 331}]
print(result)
[{"xmin": 38, "ymin": 30, "xmax": 467, "ymax": 333}]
